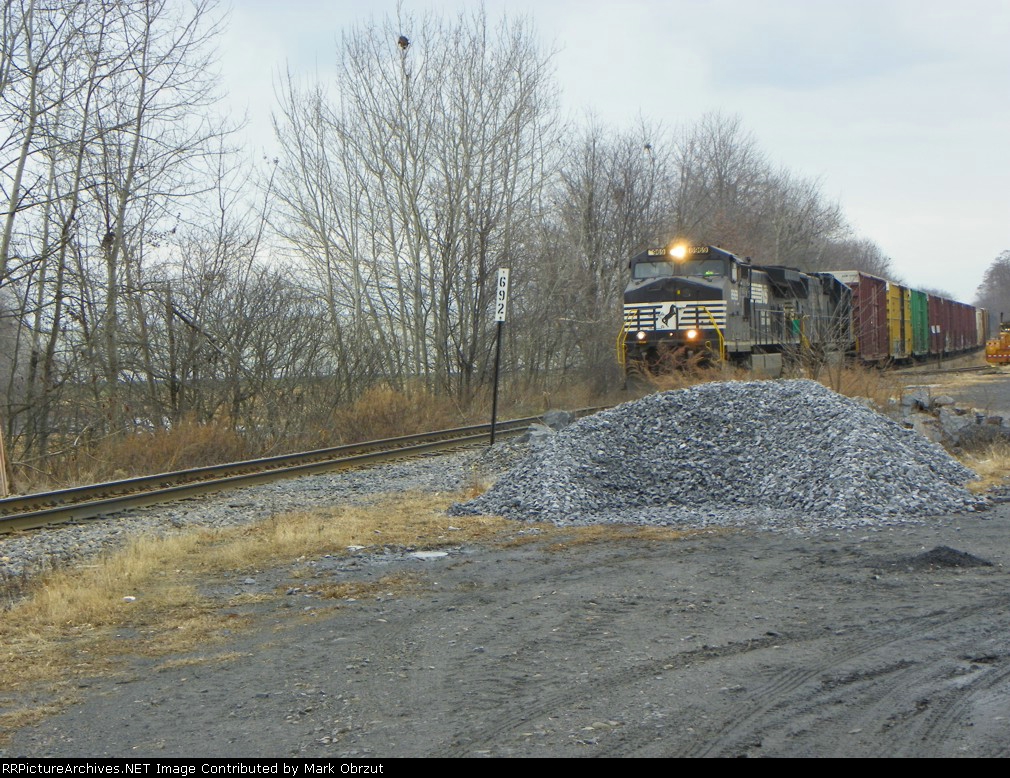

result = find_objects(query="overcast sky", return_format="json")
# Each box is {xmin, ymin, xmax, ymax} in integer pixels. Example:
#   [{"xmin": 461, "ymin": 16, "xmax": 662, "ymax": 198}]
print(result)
[{"xmin": 219, "ymin": 0, "xmax": 1010, "ymax": 303}]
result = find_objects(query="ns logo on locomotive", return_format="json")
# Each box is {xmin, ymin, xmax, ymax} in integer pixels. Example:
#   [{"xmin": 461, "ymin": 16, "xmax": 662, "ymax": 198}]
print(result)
[{"xmin": 621, "ymin": 242, "xmax": 987, "ymax": 373}]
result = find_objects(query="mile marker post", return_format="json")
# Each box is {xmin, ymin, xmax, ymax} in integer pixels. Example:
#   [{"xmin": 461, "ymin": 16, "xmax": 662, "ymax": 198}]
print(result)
[
  {"xmin": 490, "ymin": 268, "xmax": 510, "ymax": 446},
  {"xmin": 0, "ymin": 418, "xmax": 8, "ymax": 497}
]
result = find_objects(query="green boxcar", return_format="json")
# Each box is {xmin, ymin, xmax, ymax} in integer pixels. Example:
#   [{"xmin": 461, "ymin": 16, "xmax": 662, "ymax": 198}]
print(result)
[{"xmin": 910, "ymin": 290, "xmax": 929, "ymax": 356}]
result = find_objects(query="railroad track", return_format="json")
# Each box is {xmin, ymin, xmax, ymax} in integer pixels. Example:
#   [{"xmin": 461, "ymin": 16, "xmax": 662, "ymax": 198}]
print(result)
[
  {"xmin": 898, "ymin": 363, "xmax": 994, "ymax": 376},
  {"xmin": 0, "ymin": 409, "xmax": 606, "ymax": 535}
]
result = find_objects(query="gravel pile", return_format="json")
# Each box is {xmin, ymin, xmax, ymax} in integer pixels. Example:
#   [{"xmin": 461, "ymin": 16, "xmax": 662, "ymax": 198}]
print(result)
[{"xmin": 451, "ymin": 380, "xmax": 984, "ymax": 531}]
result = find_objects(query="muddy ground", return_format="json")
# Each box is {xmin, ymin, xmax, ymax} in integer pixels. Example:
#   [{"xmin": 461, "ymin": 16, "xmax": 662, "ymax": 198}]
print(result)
[{"xmin": 6, "ymin": 366, "xmax": 1010, "ymax": 759}]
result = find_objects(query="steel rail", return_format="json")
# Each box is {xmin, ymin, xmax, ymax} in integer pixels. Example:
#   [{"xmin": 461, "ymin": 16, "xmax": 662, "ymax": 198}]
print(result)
[
  {"xmin": 898, "ymin": 364, "xmax": 993, "ymax": 376},
  {"xmin": 0, "ymin": 408, "xmax": 606, "ymax": 535}
]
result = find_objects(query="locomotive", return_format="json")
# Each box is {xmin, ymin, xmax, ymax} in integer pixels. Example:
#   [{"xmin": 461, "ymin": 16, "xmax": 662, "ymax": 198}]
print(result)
[{"xmin": 620, "ymin": 242, "xmax": 985, "ymax": 373}]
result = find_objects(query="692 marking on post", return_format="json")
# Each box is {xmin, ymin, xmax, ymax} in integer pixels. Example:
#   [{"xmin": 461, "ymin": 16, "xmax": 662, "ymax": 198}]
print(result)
[
  {"xmin": 495, "ymin": 268, "xmax": 510, "ymax": 322},
  {"xmin": 490, "ymin": 267, "xmax": 509, "ymax": 445}
]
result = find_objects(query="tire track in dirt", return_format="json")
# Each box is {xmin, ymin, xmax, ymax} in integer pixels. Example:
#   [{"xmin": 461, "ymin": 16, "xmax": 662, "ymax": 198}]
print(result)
[
  {"xmin": 347, "ymin": 536, "xmax": 1009, "ymax": 757},
  {"xmin": 427, "ymin": 632, "xmax": 790, "ymax": 757},
  {"xmin": 392, "ymin": 537, "xmax": 764, "ymax": 756},
  {"xmin": 895, "ymin": 639, "xmax": 1010, "ymax": 757},
  {"xmin": 775, "ymin": 620, "xmax": 1010, "ymax": 757},
  {"xmin": 676, "ymin": 596, "xmax": 1010, "ymax": 757}
]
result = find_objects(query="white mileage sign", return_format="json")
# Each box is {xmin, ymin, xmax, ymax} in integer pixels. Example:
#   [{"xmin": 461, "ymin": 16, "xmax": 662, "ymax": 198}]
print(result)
[{"xmin": 495, "ymin": 267, "xmax": 510, "ymax": 322}]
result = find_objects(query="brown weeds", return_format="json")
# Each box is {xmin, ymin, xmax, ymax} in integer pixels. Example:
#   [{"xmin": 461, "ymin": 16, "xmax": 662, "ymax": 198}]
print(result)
[
  {"xmin": 957, "ymin": 438, "xmax": 1010, "ymax": 493},
  {"xmin": 327, "ymin": 384, "xmax": 466, "ymax": 443}
]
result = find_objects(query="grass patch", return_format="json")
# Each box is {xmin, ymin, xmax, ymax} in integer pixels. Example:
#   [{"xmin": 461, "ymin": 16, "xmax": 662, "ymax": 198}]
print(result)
[
  {"xmin": 11, "ymin": 376, "xmax": 622, "ymax": 494},
  {"xmin": 631, "ymin": 360, "xmax": 750, "ymax": 394},
  {"xmin": 957, "ymin": 439, "xmax": 1010, "ymax": 493},
  {"xmin": 327, "ymin": 384, "xmax": 466, "ymax": 444},
  {"xmin": 229, "ymin": 493, "xmax": 514, "ymax": 563},
  {"xmin": 152, "ymin": 652, "xmax": 253, "ymax": 673},
  {"xmin": 0, "ymin": 696, "xmax": 81, "ymax": 735},
  {"xmin": 815, "ymin": 363, "xmax": 903, "ymax": 408},
  {"xmin": 17, "ymin": 418, "xmax": 256, "ymax": 493},
  {"xmin": 293, "ymin": 572, "xmax": 426, "ymax": 602}
]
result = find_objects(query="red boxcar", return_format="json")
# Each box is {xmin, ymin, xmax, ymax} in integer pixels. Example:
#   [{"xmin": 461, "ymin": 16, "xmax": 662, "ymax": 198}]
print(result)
[
  {"xmin": 927, "ymin": 296, "xmax": 978, "ymax": 355},
  {"xmin": 829, "ymin": 271, "xmax": 889, "ymax": 361}
]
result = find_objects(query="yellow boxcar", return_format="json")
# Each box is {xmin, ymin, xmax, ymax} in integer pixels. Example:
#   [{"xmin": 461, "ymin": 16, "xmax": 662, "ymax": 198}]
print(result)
[{"xmin": 886, "ymin": 282, "xmax": 911, "ymax": 360}]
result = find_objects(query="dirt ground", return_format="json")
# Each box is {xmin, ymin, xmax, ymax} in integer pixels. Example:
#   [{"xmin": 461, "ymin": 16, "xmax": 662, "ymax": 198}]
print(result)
[
  {"xmin": 4, "ymin": 505, "xmax": 1010, "ymax": 758},
  {"xmin": 6, "ymin": 367, "xmax": 1010, "ymax": 759}
]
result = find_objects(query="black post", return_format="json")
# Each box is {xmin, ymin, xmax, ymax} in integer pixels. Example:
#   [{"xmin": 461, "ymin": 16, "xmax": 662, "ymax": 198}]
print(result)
[{"xmin": 490, "ymin": 320, "xmax": 503, "ymax": 446}]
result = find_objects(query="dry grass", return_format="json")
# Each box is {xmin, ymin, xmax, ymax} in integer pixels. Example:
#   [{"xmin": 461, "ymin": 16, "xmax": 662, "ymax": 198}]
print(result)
[
  {"xmin": 813, "ymin": 363, "xmax": 903, "ymax": 408},
  {"xmin": 497, "ymin": 377, "xmax": 628, "ymax": 417},
  {"xmin": 152, "ymin": 651, "xmax": 253, "ymax": 673},
  {"xmin": 230, "ymin": 493, "xmax": 515, "ymax": 560},
  {"xmin": 631, "ymin": 358, "xmax": 750, "ymax": 394},
  {"xmin": 957, "ymin": 439, "xmax": 1010, "ymax": 493},
  {"xmin": 14, "ymin": 418, "xmax": 255, "ymax": 493},
  {"xmin": 103, "ymin": 418, "xmax": 252, "ymax": 476},
  {"xmin": 13, "ymin": 379, "xmax": 615, "ymax": 493},
  {"xmin": 0, "ymin": 493, "xmax": 467, "ymax": 737},
  {"xmin": 0, "ymin": 697, "xmax": 81, "ymax": 736},
  {"xmin": 629, "ymin": 356, "xmax": 904, "ymax": 409},
  {"xmin": 327, "ymin": 384, "xmax": 468, "ymax": 443}
]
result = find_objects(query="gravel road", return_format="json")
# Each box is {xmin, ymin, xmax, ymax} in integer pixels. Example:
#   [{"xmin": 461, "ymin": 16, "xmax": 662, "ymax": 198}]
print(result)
[{"xmin": 4, "ymin": 375, "xmax": 1010, "ymax": 758}]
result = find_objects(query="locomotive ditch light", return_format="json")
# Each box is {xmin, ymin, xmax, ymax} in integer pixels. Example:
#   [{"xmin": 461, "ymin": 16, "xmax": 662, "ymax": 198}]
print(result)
[
  {"xmin": 635, "ymin": 331, "xmax": 647, "ymax": 341},
  {"xmin": 686, "ymin": 329, "xmax": 699, "ymax": 340},
  {"xmin": 669, "ymin": 244, "xmax": 688, "ymax": 260}
]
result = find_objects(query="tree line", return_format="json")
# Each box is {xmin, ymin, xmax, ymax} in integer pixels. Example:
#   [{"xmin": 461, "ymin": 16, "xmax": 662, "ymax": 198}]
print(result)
[{"xmin": 0, "ymin": 1, "xmax": 943, "ymax": 476}]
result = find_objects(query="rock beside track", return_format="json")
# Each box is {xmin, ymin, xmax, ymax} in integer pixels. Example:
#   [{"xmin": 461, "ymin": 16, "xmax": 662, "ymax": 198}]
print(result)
[{"xmin": 451, "ymin": 379, "xmax": 984, "ymax": 530}]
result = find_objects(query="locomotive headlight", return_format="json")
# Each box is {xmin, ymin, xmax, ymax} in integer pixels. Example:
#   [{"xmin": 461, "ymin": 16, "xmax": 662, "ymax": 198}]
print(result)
[
  {"xmin": 669, "ymin": 244, "xmax": 688, "ymax": 260},
  {"xmin": 635, "ymin": 331, "xmax": 647, "ymax": 341},
  {"xmin": 686, "ymin": 329, "xmax": 699, "ymax": 340}
]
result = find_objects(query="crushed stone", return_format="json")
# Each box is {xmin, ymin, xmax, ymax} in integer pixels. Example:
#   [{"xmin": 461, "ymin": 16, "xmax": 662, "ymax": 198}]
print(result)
[{"xmin": 450, "ymin": 379, "xmax": 985, "ymax": 532}]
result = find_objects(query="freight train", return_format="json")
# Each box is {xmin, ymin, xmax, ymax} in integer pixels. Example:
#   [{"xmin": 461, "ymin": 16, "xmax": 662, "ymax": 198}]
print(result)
[{"xmin": 620, "ymin": 243, "xmax": 986, "ymax": 374}]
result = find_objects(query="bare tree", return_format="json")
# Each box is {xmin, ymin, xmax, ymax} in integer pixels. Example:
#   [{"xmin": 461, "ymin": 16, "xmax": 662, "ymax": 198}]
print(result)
[
  {"xmin": 83, "ymin": 0, "xmax": 224, "ymax": 432},
  {"xmin": 755, "ymin": 169, "xmax": 847, "ymax": 269},
  {"xmin": 975, "ymin": 249, "xmax": 1010, "ymax": 332},
  {"xmin": 545, "ymin": 119, "xmax": 675, "ymax": 385},
  {"xmin": 273, "ymin": 5, "xmax": 559, "ymax": 399},
  {"xmin": 0, "ymin": 0, "xmax": 234, "ymax": 474},
  {"xmin": 0, "ymin": 0, "xmax": 81, "ymax": 284},
  {"xmin": 671, "ymin": 112, "xmax": 769, "ymax": 248},
  {"xmin": 818, "ymin": 237, "xmax": 895, "ymax": 278},
  {"xmin": 272, "ymin": 74, "xmax": 390, "ymax": 397}
]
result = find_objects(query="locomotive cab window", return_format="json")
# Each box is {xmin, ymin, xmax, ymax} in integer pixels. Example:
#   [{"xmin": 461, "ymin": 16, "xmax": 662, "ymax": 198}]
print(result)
[{"xmin": 632, "ymin": 258, "xmax": 726, "ymax": 280}]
